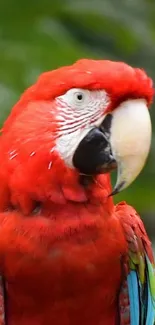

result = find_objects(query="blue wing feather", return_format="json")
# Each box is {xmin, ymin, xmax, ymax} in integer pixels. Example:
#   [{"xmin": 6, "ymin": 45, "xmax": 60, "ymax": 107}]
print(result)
[
  {"xmin": 146, "ymin": 279, "xmax": 154, "ymax": 325},
  {"xmin": 127, "ymin": 271, "xmax": 139, "ymax": 325},
  {"xmin": 126, "ymin": 255, "xmax": 155, "ymax": 325}
]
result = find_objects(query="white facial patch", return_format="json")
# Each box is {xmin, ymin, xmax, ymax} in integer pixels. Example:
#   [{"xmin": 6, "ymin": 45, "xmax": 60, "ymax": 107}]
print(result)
[{"xmin": 55, "ymin": 89, "xmax": 110, "ymax": 167}]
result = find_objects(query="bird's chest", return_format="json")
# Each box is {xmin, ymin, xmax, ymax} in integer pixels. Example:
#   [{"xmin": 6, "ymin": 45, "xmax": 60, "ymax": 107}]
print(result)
[{"xmin": 1, "ymin": 212, "xmax": 127, "ymax": 325}]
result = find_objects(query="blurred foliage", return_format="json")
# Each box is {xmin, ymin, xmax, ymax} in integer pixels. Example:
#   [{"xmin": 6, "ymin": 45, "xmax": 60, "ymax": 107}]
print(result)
[{"xmin": 0, "ymin": 0, "xmax": 155, "ymax": 218}]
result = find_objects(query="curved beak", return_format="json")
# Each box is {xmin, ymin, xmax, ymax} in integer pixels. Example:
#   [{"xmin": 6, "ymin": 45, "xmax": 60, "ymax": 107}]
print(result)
[
  {"xmin": 109, "ymin": 99, "xmax": 152, "ymax": 195},
  {"xmin": 73, "ymin": 98, "xmax": 151, "ymax": 195}
]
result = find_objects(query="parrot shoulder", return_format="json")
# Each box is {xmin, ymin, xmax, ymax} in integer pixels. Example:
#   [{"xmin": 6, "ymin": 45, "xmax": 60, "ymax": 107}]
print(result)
[{"xmin": 115, "ymin": 201, "xmax": 155, "ymax": 325}]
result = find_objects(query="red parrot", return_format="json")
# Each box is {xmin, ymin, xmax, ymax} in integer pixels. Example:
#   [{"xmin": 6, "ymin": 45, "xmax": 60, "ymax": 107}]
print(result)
[{"xmin": 0, "ymin": 59, "xmax": 154, "ymax": 325}]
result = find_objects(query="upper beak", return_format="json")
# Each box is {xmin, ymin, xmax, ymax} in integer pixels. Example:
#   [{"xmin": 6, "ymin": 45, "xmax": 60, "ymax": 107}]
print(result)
[{"xmin": 108, "ymin": 98, "xmax": 152, "ymax": 195}]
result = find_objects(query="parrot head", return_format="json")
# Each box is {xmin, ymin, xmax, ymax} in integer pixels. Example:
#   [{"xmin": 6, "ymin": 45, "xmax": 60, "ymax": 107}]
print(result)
[{"xmin": 0, "ymin": 59, "xmax": 153, "ymax": 210}]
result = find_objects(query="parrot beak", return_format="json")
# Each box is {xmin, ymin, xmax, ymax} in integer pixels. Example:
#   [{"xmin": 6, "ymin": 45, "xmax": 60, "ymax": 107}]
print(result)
[
  {"xmin": 73, "ymin": 98, "xmax": 151, "ymax": 195},
  {"xmin": 107, "ymin": 99, "xmax": 152, "ymax": 195}
]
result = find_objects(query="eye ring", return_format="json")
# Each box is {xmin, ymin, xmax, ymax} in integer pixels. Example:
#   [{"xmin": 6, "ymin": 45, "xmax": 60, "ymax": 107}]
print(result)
[{"xmin": 74, "ymin": 91, "xmax": 85, "ymax": 103}]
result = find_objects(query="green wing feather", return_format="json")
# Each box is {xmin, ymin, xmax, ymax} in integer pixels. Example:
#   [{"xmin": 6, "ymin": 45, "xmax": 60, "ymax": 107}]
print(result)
[{"xmin": 115, "ymin": 202, "xmax": 155, "ymax": 325}]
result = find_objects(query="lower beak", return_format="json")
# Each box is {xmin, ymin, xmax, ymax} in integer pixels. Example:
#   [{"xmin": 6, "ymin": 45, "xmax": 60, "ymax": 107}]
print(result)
[{"xmin": 73, "ymin": 99, "xmax": 151, "ymax": 195}]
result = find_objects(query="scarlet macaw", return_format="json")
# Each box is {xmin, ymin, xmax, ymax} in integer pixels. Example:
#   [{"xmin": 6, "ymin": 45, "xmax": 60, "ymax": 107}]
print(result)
[{"xmin": 0, "ymin": 59, "xmax": 154, "ymax": 325}]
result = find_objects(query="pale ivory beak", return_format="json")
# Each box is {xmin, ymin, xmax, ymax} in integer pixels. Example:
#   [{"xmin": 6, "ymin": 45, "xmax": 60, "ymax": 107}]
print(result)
[{"xmin": 110, "ymin": 99, "xmax": 152, "ymax": 195}]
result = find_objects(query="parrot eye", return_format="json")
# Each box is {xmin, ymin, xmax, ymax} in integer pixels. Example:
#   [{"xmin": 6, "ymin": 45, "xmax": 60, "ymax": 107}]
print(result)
[
  {"xmin": 76, "ymin": 93, "xmax": 83, "ymax": 101},
  {"xmin": 57, "ymin": 88, "xmax": 89, "ymax": 109},
  {"xmin": 74, "ymin": 91, "xmax": 85, "ymax": 104}
]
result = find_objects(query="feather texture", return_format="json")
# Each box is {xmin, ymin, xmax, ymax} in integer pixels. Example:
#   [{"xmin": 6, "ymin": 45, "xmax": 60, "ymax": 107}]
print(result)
[
  {"xmin": 116, "ymin": 202, "xmax": 155, "ymax": 325},
  {"xmin": 127, "ymin": 271, "xmax": 139, "ymax": 325},
  {"xmin": 0, "ymin": 277, "xmax": 6, "ymax": 325},
  {"xmin": 0, "ymin": 59, "xmax": 154, "ymax": 325}
]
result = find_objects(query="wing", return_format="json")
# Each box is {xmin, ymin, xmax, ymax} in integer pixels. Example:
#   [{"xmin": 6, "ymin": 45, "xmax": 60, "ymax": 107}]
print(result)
[{"xmin": 115, "ymin": 202, "xmax": 155, "ymax": 325}]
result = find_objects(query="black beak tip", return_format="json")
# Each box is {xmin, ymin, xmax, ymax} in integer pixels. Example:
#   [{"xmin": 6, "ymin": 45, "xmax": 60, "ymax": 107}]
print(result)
[
  {"xmin": 108, "ymin": 188, "xmax": 119, "ymax": 197},
  {"xmin": 108, "ymin": 181, "xmax": 125, "ymax": 197}
]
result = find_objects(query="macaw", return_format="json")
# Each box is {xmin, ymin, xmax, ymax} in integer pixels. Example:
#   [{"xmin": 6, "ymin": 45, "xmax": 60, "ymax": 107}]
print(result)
[{"xmin": 0, "ymin": 59, "xmax": 154, "ymax": 325}]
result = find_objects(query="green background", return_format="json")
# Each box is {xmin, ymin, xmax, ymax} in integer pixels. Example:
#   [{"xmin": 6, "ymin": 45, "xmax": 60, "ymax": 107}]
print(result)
[{"xmin": 0, "ymin": 0, "xmax": 154, "ymax": 241}]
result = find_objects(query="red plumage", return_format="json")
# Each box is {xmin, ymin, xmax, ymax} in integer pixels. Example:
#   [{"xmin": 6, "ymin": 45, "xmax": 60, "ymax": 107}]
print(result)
[{"xmin": 0, "ymin": 59, "xmax": 154, "ymax": 325}]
